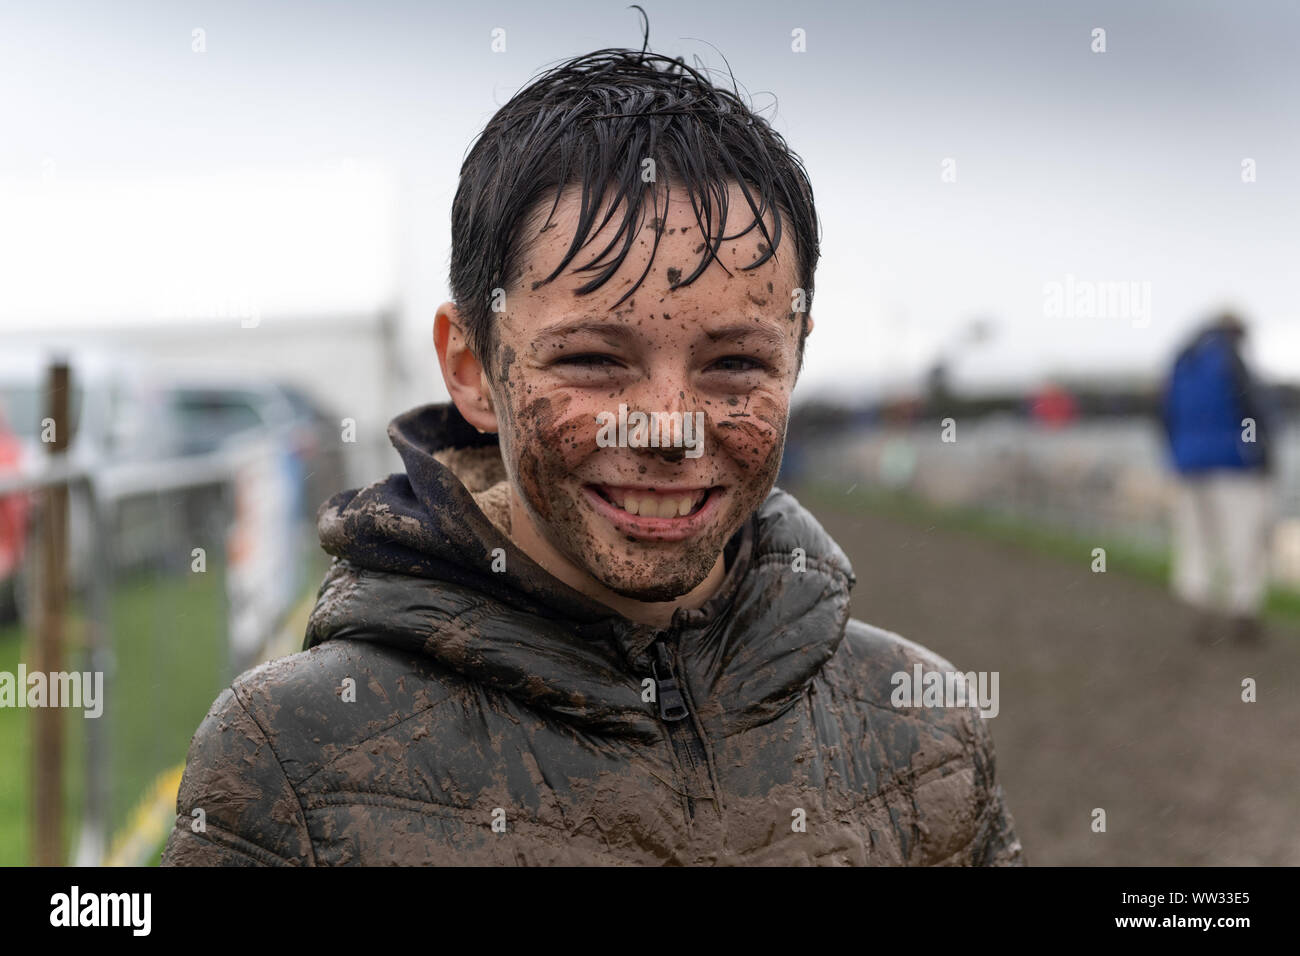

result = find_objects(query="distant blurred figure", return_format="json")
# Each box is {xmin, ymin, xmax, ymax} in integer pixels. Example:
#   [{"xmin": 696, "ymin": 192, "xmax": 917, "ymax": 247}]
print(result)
[{"xmin": 1160, "ymin": 312, "xmax": 1276, "ymax": 644}]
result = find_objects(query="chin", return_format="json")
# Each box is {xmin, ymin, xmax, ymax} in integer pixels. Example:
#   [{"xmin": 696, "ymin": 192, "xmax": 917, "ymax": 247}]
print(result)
[
  {"xmin": 580, "ymin": 511, "xmax": 738, "ymax": 603},
  {"xmin": 596, "ymin": 566, "xmax": 712, "ymax": 603}
]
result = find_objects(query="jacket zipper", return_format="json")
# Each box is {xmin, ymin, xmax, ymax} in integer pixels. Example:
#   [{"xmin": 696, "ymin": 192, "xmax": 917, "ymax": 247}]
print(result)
[
  {"xmin": 650, "ymin": 633, "xmax": 714, "ymax": 823},
  {"xmin": 651, "ymin": 639, "xmax": 689, "ymax": 721}
]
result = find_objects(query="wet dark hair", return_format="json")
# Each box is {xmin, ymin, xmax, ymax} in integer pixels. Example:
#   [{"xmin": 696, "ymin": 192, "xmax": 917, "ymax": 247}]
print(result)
[{"xmin": 449, "ymin": 15, "xmax": 820, "ymax": 380}]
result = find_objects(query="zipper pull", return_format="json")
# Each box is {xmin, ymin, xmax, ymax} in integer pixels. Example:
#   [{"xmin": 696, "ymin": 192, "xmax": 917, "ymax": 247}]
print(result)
[{"xmin": 651, "ymin": 640, "xmax": 690, "ymax": 721}]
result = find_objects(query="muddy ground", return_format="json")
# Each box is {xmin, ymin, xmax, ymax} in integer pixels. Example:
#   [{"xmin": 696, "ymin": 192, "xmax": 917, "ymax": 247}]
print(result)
[{"xmin": 797, "ymin": 490, "xmax": 1300, "ymax": 865}]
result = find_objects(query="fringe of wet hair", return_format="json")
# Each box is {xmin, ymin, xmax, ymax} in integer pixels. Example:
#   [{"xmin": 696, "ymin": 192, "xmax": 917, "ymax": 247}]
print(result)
[{"xmin": 448, "ymin": 8, "xmax": 820, "ymax": 377}]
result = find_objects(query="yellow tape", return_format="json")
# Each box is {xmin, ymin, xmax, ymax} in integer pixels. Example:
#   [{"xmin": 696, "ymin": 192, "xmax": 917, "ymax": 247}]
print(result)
[{"xmin": 104, "ymin": 763, "xmax": 184, "ymax": 867}]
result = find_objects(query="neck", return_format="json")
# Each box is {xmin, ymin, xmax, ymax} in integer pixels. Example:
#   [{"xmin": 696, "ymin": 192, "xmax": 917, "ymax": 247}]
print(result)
[{"xmin": 506, "ymin": 488, "xmax": 726, "ymax": 628}]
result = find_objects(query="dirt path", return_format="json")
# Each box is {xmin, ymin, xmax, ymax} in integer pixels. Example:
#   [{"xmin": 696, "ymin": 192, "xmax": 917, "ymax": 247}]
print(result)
[{"xmin": 799, "ymin": 491, "xmax": 1300, "ymax": 865}]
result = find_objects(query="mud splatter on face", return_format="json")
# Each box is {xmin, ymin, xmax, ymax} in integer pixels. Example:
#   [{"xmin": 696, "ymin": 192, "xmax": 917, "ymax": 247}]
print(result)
[
  {"xmin": 491, "ymin": 182, "xmax": 802, "ymax": 604},
  {"xmin": 508, "ymin": 393, "xmax": 592, "ymax": 525},
  {"xmin": 506, "ymin": 391, "xmax": 761, "ymax": 602}
]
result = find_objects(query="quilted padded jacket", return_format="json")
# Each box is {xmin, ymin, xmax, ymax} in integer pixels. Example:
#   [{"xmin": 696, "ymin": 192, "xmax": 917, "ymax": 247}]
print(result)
[{"xmin": 160, "ymin": 403, "xmax": 1024, "ymax": 866}]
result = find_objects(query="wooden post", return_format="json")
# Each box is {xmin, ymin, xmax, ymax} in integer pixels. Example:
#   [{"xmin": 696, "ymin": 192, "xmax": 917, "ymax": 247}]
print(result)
[{"xmin": 33, "ymin": 362, "xmax": 69, "ymax": 866}]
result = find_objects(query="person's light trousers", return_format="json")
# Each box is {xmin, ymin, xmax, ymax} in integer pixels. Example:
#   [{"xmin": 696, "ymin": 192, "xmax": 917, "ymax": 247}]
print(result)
[{"xmin": 1171, "ymin": 470, "xmax": 1276, "ymax": 616}]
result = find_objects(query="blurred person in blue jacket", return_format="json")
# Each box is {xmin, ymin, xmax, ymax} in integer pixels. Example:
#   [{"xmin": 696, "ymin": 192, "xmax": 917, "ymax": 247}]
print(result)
[{"xmin": 1160, "ymin": 311, "xmax": 1277, "ymax": 644}]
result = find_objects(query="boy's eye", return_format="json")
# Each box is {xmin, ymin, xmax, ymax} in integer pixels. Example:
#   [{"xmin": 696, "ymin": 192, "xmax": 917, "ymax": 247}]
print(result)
[
  {"xmin": 708, "ymin": 355, "xmax": 767, "ymax": 373},
  {"xmin": 550, "ymin": 353, "xmax": 770, "ymax": 374},
  {"xmin": 554, "ymin": 354, "xmax": 621, "ymax": 368}
]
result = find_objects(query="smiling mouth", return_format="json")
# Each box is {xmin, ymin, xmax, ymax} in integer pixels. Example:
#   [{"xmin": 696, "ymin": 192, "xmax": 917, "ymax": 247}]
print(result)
[{"xmin": 587, "ymin": 484, "xmax": 715, "ymax": 518}]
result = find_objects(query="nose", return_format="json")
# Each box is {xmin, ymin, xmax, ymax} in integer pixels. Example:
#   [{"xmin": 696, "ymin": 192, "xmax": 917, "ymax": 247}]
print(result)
[{"xmin": 624, "ymin": 381, "xmax": 698, "ymax": 463}]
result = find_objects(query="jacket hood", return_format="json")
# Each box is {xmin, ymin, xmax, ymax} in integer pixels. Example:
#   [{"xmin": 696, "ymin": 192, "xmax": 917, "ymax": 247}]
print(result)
[{"xmin": 305, "ymin": 402, "xmax": 857, "ymax": 736}]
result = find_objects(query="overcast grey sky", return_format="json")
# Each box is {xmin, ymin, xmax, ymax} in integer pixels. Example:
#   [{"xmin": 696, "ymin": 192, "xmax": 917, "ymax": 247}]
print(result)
[{"xmin": 2, "ymin": 0, "xmax": 1297, "ymax": 401}]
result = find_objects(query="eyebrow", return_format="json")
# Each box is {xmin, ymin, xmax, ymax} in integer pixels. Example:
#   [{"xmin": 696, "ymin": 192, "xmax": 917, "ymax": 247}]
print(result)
[
  {"xmin": 536, "ymin": 315, "xmax": 787, "ymax": 351},
  {"xmin": 701, "ymin": 322, "xmax": 787, "ymax": 351},
  {"xmin": 535, "ymin": 317, "xmax": 631, "ymax": 341}
]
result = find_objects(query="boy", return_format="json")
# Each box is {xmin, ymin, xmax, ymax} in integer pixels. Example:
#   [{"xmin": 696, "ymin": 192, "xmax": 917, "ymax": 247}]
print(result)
[{"xmin": 162, "ymin": 46, "xmax": 1023, "ymax": 866}]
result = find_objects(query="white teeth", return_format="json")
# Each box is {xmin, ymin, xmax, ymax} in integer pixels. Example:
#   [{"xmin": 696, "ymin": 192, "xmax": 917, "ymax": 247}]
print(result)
[{"xmin": 604, "ymin": 489, "xmax": 704, "ymax": 518}]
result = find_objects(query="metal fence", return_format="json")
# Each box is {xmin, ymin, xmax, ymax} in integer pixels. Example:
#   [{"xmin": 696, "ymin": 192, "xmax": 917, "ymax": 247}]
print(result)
[{"xmin": 0, "ymin": 364, "xmax": 323, "ymax": 865}]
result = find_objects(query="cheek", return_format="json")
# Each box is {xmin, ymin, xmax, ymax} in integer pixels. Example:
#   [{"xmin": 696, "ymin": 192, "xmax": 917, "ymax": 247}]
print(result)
[
  {"xmin": 712, "ymin": 391, "xmax": 788, "ymax": 484},
  {"xmin": 507, "ymin": 391, "xmax": 601, "ymax": 519}
]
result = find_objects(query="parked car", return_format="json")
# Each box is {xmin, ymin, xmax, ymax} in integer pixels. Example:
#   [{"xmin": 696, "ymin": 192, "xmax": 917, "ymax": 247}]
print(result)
[
  {"xmin": 0, "ymin": 409, "xmax": 31, "ymax": 623},
  {"xmin": 160, "ymin": 377, "xmax": 344, "ymax": 522}
]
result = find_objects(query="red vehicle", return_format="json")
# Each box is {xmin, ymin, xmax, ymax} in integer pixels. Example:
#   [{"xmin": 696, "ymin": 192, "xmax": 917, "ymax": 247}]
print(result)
[
  {"xmin": 0, "ymin": 407, "xmax": 31, "ymax": 621},
  {"xmin": 1029, "ymin": 383, "xmax": 1079, "ymax": 428}
]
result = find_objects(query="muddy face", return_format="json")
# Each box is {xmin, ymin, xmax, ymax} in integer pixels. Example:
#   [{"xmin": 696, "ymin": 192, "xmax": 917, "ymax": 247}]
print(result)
[{"xmin": 489, "ymin": 181, "xmax": 805, "ymax": 604}]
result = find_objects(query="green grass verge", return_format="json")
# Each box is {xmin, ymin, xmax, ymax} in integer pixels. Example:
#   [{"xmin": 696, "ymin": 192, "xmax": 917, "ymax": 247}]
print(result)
[
  {"xmin": 0, "ymin": 566, "xmax": 228, "ymax": 866},
  {"xmin": 796, "ymin": 481, "xmax": 1300, "ymax": 626},
  {"xmin": 1, "ymin": 510, "xmax": 332, "ymax": 867}
]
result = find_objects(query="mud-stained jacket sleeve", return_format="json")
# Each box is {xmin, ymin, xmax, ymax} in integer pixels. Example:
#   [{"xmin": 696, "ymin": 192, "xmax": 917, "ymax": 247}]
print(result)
[
  {"xmin": 159, "ymin": 687, "xmax": 315, "ymax": 866},
  {"xmin": 964, "ymin": 706, "xmax": 1025, "ymax": 866}
]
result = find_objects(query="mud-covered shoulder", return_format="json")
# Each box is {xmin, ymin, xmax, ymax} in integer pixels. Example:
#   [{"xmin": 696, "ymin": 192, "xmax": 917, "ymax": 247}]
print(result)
[
  {"xmin": 757, "ymin": 487, "xmax": 855, "ymax": 583},
  {"xmin": 163, "ymin": 640, "xmax": 467, "ymax": 866},
  {"xmin": 818, "ymin": 618, "xmax": 1024, "ymax": 865},
  {"xmin": 227, "ymin": 639, "xmax": 461, "ymax": 787},
  {"xmin": 820, "ymin": 616, "xmax": 987, "ymax": 755},
  {"xmin": 834, "ymin": 617, "xmax": 960, "ymax": 698}
]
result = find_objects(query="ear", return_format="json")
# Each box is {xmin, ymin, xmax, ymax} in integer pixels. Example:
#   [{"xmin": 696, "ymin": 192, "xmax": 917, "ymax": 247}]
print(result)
[{"xmin": 434, "ymin": 301, "xmax": 499, "ymax": 433}]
